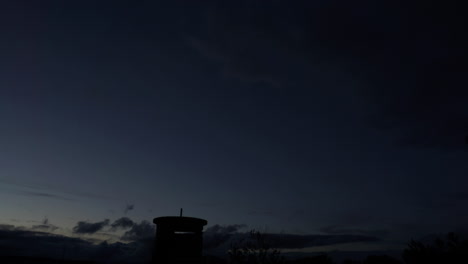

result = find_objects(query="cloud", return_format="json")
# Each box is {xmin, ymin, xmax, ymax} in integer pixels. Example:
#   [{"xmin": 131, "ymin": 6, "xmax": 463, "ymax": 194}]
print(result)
[
  {"xmin": 206, "ymin": 224, "xmax": 246, "ymax": 234},
  {"xmin": 110, "ymin": 217, "xmax": 135, "ymax": 231},
  {"xmin": 0, "ymin": 178, "xmax": 111, "ymax": 201},
  {"xmin": 0, "ymin": 224, "xmax": 15, "ymax": 231},
  {"xmin": 247, "ymin": 210, "xmax": 275, "ymax": 216},
  {"xmin": 0, "ymin": 225, "xmax": 93, "ymax": 259},
  {"xmin": 204, "ymin": 224, "xmax": 247, "ymax": 249},
  {"xmin": 18, "ymin": 190, "xmax": 72, "ymax": 201},
  {"xmin": 115, "ymin": 220, "xmax": 373, "ymax": 253},
  {"xmin": 320, "ymin": 225, "xmax": 389, "ymax": 238},
  {"xmin": 73, "ymin": 219, "xmax": 110, "ymax": 234},
  {"xmin": 30, "ymin": 224, "xmax": 59, "ymax": 232},
  {"xmin": 0, "ymin": 224, "xmax": 152, "ymax": 262},
  {"xmin": 121, "ymin": 220, "xmax": 155, "ymax": 242},
  {"xmin": 31, "ymin": 217, "xmax": 59, "ymax": 232},
  {"xmin": 124, "ymin": 204, "xmax": 134, "ymax": 214},
  {"xmin": 203, "ymin": 224, "xmax": 379, "ymax": 254},
  {"xmin": 263, "ymin": 233, "xmax": 379, "ymax": 249},
  {"xmin": 0, "ymin": 221, "xmax": 381, "ymax": 261}
]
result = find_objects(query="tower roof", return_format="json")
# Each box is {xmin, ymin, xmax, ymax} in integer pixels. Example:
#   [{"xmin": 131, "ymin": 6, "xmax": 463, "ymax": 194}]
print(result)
[{"xmin": 153, "ymin": 216, "xmax": 207, "ymax": 231}]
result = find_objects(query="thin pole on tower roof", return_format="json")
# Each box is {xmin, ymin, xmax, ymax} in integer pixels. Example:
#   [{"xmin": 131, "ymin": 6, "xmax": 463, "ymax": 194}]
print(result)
[{"xmin": 180, "ymin": 208, "xmax": 183, "ymax": 217}]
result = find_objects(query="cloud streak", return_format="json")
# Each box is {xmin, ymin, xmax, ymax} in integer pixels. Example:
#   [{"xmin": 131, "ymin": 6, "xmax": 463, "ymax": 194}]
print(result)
[
  {"xmin": 203, "ymin": 224, "xmax": 380, "ymax": 253},
  {"xmin": 30, "ymin": 217, "xmax": 59, "ymax": 232},
  {"xmin": 22, "ymin": 191, "xmax": 73, "ymax": 201},
  {"xmin": 124, "ymin": 204, "xmax": 134, "ymax": 214},
  {"xmin": 204, "ymin": 224, "xmax": 247, "ymax": 249},
  {"xmin": 121, "ymin": 220, "xmax": 155, "ymax": 242},
  {"xmin": 0, "ymin": 219, "xmax": 384, "ymax": 262},
  {"xmin": 320, "ymin": 225, "xmax": 389, "ymax": 238},
  {"xmin": 0, "ymin": 224, "xmax": 153, "ymax": 262},
  {"xmin": 73, "ymin": 219, "xmax": 110, "ymax": 234},
  {"xmin": 110, "ymin": 217, "xmax": 135, "ymax": 231},
  {"xmin": 0, "ymin": 178, "xmax": 113, "ymax": 201}
]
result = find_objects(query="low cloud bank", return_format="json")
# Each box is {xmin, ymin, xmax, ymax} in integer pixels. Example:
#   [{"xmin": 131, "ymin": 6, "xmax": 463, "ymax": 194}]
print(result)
[
  {"xmin": 202, "ymin": 224, "xmax": 380, "ymax": 256},
  {"xmin": 73, "ymin": 219, "xmax": 110, "ymax": 234},
  {"xmin": 0, "ymin": 224, "xmax": 152, "ymax": 263},
  {"xmin": 1, "ymin": 221, "xmax": 381, "ymax": 262}
]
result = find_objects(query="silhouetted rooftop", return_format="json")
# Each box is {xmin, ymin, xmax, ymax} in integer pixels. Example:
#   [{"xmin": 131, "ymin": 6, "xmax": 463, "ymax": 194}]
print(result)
[{"xmin": 153, "ymin": 216, "xmax": 207, "ymax": 230}]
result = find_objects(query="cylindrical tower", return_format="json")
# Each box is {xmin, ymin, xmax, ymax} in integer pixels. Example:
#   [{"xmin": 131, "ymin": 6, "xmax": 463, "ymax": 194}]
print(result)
[{"xmin": 153, "ymin": 215, "xmax": 208, "ymax": 264}]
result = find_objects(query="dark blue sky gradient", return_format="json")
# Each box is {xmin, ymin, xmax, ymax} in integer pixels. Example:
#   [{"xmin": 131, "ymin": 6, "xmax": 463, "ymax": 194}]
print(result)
[{"xmin": 0, "ymin": 0, "xmax": 467, "ymax": 250}]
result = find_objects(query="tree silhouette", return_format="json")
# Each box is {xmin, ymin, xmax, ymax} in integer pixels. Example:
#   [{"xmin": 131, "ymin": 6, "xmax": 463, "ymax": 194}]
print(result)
[
  {"xmin": 290, "ymin": 255, "xmax": 334, "ymax": 264},
  {"xmin": 363, "ymin": 255, "xmax": 401, "ymax": 264},
  {"xmin": 228, "ymin": 230, "xmax": 284, "ymax": 264},
  {"xmin": 403, "ymin": 232, "xmax": 468, "ymax": 264},
  {"xmin": 342, "ymin": 259, "xmax": 361, "ymax": 264}
]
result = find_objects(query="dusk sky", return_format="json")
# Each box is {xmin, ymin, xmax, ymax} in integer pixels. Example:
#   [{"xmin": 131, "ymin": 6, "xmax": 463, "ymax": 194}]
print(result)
[{"xmin": 0, "ymin": 0, "xmax": 467, "ymax": 256}]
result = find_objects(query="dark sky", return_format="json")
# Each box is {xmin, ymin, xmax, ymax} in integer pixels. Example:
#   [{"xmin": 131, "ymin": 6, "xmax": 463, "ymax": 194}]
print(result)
[{"xmin": 0, "ymin": 0, "xmax": 467, "ymax": 252}]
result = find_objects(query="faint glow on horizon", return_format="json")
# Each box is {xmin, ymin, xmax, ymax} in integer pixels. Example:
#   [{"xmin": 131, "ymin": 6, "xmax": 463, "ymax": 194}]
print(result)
[{"xmin": 281, "ymin": 241, "xmax": 405, "ymax": 253}]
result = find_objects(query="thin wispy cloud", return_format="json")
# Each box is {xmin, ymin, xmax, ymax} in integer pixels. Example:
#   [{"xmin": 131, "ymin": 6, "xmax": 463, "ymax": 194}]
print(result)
[
  {"xmin": 73, "ymin": 219, "xmax": 110, "ymax": 234},
  {"xmin": 0, "ymin": 224, "xmax": 153, "ymax": 262},
  {"xmin": 124, "ymin": 204, "xmax": 134, "ymax": 214},
  {"xmin": 22, "ymin": 191, "xmax": 73, "ymax": 201},
  {"xmin": 0, "ymin": 184, "xmax": 73, "ymax": 201},
  {"xmin": 110, "ymin": 217, "xmax": 134, "ymax": 231},
  {"xmin": 31, "ymin": 217, "xmax": 59, "ymax": 232},
  {"xmin": 0, "ymin": 177, "xmax": 112, "ymax": 201}
]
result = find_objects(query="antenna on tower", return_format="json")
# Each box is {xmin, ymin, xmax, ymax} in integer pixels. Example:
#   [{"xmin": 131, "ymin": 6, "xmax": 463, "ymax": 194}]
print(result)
[{"xmin": 180, "ymin": 208, "xmax": 183, "ymax": 217}]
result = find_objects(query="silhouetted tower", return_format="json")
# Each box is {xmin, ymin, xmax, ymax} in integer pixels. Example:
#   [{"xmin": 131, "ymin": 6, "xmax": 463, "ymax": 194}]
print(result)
[{"xmin": 153, "ymin": 210, "xmax": 208, "ymax": 264}]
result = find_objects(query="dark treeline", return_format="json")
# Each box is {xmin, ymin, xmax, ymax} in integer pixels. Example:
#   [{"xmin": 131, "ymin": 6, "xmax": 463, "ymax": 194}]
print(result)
[
  {"xmin": 222, "ymin": 232, "xmax": 468, "ymax": 264},
  {"xmin": 1, "ymin": 232, "xmax": 467, "ymax": 264}
]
